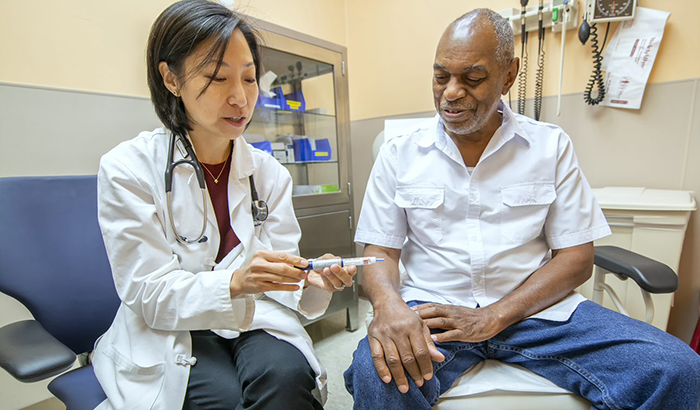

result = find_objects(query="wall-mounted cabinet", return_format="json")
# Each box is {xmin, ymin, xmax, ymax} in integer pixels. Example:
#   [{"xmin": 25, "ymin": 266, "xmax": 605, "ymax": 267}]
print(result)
[{"xmin": 250, "ymin": 18, "xmax": 358, "ymax": 330}]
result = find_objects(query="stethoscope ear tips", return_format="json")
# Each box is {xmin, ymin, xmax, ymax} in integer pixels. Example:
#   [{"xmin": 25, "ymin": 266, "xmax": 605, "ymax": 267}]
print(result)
[{"xmin": 198, "ymin": 236, "xmax": 208, "ymax": 243}]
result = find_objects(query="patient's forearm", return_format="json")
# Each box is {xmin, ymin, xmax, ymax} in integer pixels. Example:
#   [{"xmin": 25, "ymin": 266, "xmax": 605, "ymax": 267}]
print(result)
[
  {"xmin": 362, "ymin": 245, "xmax": 403, "ymax": 310},
  {"xmin": 488, "ymin": 242, "xmax": 594, "ymax": 330}
]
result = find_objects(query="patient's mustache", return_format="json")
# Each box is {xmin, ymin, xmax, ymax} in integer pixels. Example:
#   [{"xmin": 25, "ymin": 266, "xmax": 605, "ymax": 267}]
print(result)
[{"xmin": 441, "ymin": 104, "xmax": 477, "ymax": 111}]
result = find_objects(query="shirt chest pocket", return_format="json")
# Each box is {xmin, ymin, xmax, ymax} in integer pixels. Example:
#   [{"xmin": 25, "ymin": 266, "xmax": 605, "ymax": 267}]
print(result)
[
  {"xmin": 500, "ymin": 182, "xmax": 556, "ymax": 244},
  {"xmin": 394, "ymin": 186, "xmax": 444, "ymax": 245}
]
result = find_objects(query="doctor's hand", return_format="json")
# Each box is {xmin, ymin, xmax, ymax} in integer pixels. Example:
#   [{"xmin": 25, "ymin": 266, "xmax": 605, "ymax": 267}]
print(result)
[
  {"xmin": 304, "ymin": 253, "xmax": 357, "ymax": 293},
  {"xmin": 412, "ymin": 303, "xmax": 504, "ymax": 343},
  {"xmin": 229, "ymin": 250, "xmax": 309, "ymax": 296},
  {"xmin": 368, "ymin": 301, "xmax": 445, "ymax": 394}
]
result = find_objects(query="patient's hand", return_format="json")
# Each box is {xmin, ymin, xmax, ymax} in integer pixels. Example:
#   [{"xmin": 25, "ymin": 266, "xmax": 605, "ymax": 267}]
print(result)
[
  {"xmin": 413, "ymin": 303, "xmax": 504, "ymax": 343},
  {"xmin": 368, "ymin": 302, "xmax": 445, "ymax": 394}
]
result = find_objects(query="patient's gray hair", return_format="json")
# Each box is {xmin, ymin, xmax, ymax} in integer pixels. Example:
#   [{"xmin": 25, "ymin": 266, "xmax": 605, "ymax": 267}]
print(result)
[{"xmin": 450, "ymin": 8, "xmax": 514, "ymax": 70}]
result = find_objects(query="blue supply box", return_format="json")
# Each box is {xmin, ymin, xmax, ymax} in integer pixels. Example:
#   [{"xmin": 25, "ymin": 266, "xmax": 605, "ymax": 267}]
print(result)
[
  {"xmin": 284, "ymin": 90, "xmax": 305, "ymax": 112},
  {"xmin": 257, "ymin": 87, "xmax": 306, "ymax": 112},
  {"xmin": 250, "ymin": 141, "xmax": 293, "ymax": 163},
  {"xmin": 293, "ymin": 138, "xmax": 331, "ymax": 162},
  {"xmin": 257, "ymin": 86, "xmax": 285, "ymax": 109},
  {"xmin": 250, "ymin": 141, "xmax": 273, "ymax": 155}
]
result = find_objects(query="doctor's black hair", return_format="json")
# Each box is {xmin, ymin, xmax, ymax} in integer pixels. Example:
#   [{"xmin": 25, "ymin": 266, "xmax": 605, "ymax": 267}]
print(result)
[{"xmin": 146, "ymin": 0, "xmax": 261, "ymax": 138}]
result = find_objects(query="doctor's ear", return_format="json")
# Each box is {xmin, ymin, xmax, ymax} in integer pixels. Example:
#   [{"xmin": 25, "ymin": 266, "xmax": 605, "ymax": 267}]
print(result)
[{"xmin": 159, "ymin": 61, "xmax": 180, "ymax": 97}]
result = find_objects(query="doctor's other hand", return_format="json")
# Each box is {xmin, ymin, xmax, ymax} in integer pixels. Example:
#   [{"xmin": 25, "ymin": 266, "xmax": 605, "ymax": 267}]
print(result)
[
  {"xmin": 304, "ymin": 253, "xmax": 357, "ymax": 293},
  {"xmin": 229, "ymin": 250, "xmax": 308, "ymax": 296},
  {"xmin": 368, "ymin": 300, "xmax": 445, "ymax": 394}
]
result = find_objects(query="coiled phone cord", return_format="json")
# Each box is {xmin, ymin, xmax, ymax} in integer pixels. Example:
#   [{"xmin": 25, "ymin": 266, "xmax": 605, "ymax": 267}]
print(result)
[
  {"xmin": 582, "ymin": 23, "xmax": 610, "ymax": 105},
  {"xmin": 518, "ymin": 45, "xmax": 529, "ymax": 115},
  {"xmin": 533, "ymin": 0, "xmax": 545, "ymax": 121},
  {"xmin": 517, "ymin": 0, "xmax": 529, "ymax": 115}
]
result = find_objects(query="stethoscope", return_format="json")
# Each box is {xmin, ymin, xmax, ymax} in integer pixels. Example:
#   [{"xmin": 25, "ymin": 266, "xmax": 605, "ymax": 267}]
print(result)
[{"xmin": 165, "ymin": 132, "xmax": 269, "ymax": 245}]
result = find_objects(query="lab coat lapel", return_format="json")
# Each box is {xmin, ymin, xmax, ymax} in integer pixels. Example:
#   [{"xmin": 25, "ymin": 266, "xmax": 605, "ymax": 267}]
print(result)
[{"xmin": 227, "ymin": 137, "xmax": 256, "ymax": 256}]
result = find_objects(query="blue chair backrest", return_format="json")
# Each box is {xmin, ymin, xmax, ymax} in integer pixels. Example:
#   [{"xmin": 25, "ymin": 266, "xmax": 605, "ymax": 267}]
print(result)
[{"xmin": 0, "ymin": 176, "xmax": 120, "ymax": 355}]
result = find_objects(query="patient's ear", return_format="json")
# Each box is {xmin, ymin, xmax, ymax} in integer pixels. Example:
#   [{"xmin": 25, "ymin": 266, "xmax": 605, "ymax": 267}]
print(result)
[{"xmin": 501, "ymin": 58, "xmax": 519, "ymax": 96}]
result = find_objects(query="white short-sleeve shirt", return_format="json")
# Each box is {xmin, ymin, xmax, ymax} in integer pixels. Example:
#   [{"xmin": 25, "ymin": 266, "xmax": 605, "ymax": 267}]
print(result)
[{"xmin": 355, "ymin": 102, "xmax": 611, "ymax": 321}]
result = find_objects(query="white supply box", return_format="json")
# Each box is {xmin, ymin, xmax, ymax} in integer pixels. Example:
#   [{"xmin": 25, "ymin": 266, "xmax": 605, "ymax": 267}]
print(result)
[{"xmin": 580, "ymin": 187, "xmax": 697, "ymax": 330}]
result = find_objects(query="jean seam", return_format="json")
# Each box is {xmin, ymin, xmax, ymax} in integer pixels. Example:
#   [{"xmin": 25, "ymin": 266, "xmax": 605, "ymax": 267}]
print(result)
[
  {"xmin": 431, "ymin": 342, "xmax": 481, "ymax": 373},
  {"xmin": 488, "ymin": 343, "xmax": 622, "ymax": 410},
  {"xmin": 427, "ymin": 343, "xmax": 482, "ymax": 407}
]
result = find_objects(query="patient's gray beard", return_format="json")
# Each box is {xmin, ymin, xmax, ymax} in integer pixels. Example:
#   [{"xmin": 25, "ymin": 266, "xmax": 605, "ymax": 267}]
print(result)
[
  {"xmin": 442, "ymin": 109, "xmax": 490, "ymax": 135},
  {"xmin": 442, "ymin": 100, "xmax": 501, "ymax": 136}
]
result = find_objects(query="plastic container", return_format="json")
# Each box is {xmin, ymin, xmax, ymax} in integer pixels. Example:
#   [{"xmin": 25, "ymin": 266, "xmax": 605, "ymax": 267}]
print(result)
[
  {"xmin": 292, "ymin": 185, "xmax": 322, "ymax": 195},
  {"xmin": 284, "ymin": 90, "xmax": 305, "ymax": 111},
  {"xmin": 320, "ymin": 184, "xmax": 339, "ymax": 193},
  {"xmin": 250, "ymin": 141, "xmax": 272, "ymax": 155},
  {"xmin": 257, "ymin": 86, "xmax": 285, "ymax": 109},
  {"xmin": 293, "ymin": 137, "xmax": 331, "ymax": 162},
  {"xmin": 581, "ymin": 187, "xmax": 697, "ymax": 330}
]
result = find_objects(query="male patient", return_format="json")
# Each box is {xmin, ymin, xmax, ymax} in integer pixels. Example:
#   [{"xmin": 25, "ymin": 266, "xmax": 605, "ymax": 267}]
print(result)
[{"xmin": 344, "ymin": 8, "xmax": 700, "ymax": 410}]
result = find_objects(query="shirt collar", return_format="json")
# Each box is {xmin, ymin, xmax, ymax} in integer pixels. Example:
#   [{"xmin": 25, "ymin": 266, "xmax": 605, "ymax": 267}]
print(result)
[
  {"xmin": 419, "ymin": 100, "xmax": 532, "ymax": 149},
  {"xmin": 499, "ymin": 101, "xmax": 532, "ymax": 146}
]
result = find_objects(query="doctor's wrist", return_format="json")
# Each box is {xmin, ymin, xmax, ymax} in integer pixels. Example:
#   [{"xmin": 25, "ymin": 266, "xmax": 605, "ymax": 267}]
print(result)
[{"xmin": 229, "ymin": 270, "xmax": 243, "ymax": 298}]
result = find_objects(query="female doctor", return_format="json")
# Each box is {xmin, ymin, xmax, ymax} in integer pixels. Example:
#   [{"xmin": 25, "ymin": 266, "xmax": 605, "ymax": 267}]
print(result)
[{"xmin": 92, "ymin": 1, "xmax": 356, "ymax": 409}]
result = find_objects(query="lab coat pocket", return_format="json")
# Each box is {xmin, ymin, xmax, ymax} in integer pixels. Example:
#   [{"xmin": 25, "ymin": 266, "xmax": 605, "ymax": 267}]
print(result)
[
  {"xmin": 100, "ymin": 344, "xmax": 165, "ymax": 410},
  {"xmin": 394, "ymin": 186, "xmax": 444, "ymax": 244},
  {"xmin": 500, "ymin": 182, "xmax": 556, "ymax": 244}
]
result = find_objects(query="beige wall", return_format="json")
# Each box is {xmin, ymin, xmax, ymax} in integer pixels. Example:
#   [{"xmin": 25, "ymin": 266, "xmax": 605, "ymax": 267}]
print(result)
[
  {"xmin": 0, "ymin": 0, "xmax": 347, "ymax": 98},
  {"xmin": 344, "ymin": 0, "xmax": 700, "ymax": 121}
]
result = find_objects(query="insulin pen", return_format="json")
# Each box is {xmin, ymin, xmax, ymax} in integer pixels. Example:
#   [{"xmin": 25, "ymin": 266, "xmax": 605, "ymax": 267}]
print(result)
[{"xmin": 306, "ymin": 257, "xmax": 385, "ymax": 271}]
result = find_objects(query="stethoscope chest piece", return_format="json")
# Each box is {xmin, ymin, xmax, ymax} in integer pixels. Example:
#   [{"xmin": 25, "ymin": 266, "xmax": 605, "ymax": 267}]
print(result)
[{"xmin": 249, "ymin": 175, "xmax": 269, "ymax": 227}]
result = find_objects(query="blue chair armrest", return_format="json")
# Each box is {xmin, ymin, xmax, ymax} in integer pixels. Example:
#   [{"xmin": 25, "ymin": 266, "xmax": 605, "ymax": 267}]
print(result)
[
  {"xmin": 593, "ymin": 246, "xmax": 678, "ymax": 294},
  {"xmin": 0, "ymin": 320, "xmax": 76, "ymax": 383}
]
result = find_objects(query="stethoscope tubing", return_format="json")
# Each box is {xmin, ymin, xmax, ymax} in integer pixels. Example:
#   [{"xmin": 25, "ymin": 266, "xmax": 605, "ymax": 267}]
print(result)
[
  {"xmin": 165, "ymin": 132, "xmax": 269, "ymax": 244},
  {"xmin": 166, "ymin": 132, "xmax": 210, "ymax": 244}
]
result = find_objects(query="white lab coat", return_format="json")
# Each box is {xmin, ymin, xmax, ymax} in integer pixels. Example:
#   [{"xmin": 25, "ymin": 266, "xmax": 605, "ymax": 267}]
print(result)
[{"xmin": 93, "ymin": 128, "xmax": 333, "ymax": 410}]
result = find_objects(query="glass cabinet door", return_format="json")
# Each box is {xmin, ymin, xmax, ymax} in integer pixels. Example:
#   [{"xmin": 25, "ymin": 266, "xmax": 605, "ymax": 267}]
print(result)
[{"xmin": 245, "ymin": 31, "xmax": 349, "ymax": 209}]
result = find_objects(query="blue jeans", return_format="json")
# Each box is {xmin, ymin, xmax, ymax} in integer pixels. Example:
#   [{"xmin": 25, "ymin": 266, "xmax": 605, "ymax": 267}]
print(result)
[{"xmin": 344, "ymin": 301, "xmax": 700, "ymax": 410}]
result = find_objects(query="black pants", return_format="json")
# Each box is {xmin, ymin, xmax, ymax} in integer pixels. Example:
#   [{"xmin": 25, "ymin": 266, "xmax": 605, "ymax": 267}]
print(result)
[{"xmin": 182, "ymin": 329, "xmax": 324, "ymax": 410}]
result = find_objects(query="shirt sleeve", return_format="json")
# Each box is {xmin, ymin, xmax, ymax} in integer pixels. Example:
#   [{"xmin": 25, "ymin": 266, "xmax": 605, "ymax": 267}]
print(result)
[
  {"xmin": 355, "ymin": 143, "xmax": 407, "ymax": 249},
  {"xmin": 544, "ymin": 132, "xmax": 612, "ymax": 249}
]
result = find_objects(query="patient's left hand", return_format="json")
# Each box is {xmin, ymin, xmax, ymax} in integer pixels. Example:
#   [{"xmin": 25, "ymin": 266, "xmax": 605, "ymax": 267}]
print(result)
[
  {"xmin": 412, "ymin": 303, "xmax": 504, "ymax": 343},
  {"xmin": 304, "ymin": 253, "xmax": 357, "ymax": 293}
]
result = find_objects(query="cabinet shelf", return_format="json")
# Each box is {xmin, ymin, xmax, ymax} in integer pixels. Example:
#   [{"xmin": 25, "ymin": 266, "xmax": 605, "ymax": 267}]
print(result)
[
  {"xmin": 282, "ymin": 160, "xmax": 338, "ymax": 166},
  {"xmin": 252, "ymin": 106, "xmax": 335, "ymax": 122},
  {"xmin": 261, "ymin": 47, "xmax": 334, "ymax": 86}
]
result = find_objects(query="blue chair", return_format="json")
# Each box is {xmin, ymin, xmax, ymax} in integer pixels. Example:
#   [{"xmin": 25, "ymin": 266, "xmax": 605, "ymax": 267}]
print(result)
[{"xmin": 0, "ymin": 176, "xmax": 119, "ymax": 410}]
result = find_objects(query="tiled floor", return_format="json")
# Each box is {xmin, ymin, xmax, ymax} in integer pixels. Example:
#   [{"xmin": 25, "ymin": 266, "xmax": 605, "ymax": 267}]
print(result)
[
  {"xmin": 21, "ymin": 398, "xmax": 64, "ymax": 410},
  {"xmin": 21, "ymin": 299, "xmax": 371, "ymax": 410},
  {"xmin": 307, "ymin": 298, "xmax": 371, "ymax": 410}
]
